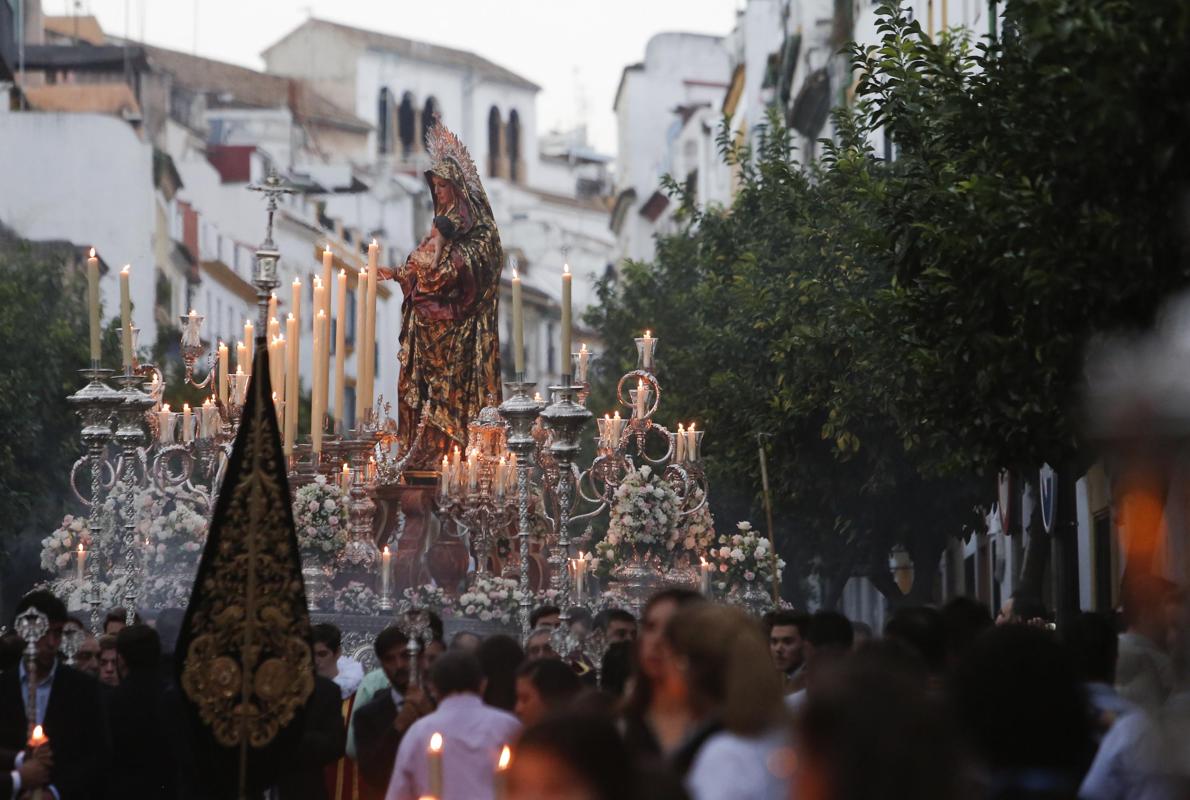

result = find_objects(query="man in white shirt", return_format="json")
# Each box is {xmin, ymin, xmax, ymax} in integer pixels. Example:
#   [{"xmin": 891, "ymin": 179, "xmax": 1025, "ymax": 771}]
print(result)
[{"xmin": 387, "ymin": 651, "xmax": 520, "ymax": 800}]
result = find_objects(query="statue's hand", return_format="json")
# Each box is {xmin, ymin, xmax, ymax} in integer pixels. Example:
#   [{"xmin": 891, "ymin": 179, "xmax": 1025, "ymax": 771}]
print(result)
[{"xmin": 376, "ymin": 266, "xmax": 397, "ymax": 281}]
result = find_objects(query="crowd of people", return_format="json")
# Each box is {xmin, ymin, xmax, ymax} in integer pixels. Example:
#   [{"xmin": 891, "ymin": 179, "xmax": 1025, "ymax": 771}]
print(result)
[{"xmin": 0, "ymin": 574, "xmax": 1186, "ymax": 799}]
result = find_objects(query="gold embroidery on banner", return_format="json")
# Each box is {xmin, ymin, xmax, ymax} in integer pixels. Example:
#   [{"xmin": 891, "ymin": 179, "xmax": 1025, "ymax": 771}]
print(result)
[{"xmin": 180, "ymin": 354, "xmax": 312, "ymax": 749}]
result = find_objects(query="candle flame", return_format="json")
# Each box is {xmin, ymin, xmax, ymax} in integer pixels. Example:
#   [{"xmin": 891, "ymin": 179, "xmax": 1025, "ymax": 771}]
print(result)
[
  {"xmin": 645, "ymin": 329, "xmax": 651, "ymax": 338},
  {"xmin": 498, "ymin": 744, "xmax": 511, "ymax": 770},
  {"xmin": 162, "ymin": 403, "xmax": 171, "ymax": 413},
  {"xmin": 314, "ymin": 276, "xmax": 323, "ymax": 289},
  {"xmin": 189, "ymin": 308, "xmax": 197, "ymax": 317},
  {"xmin": 183, "ymin": 403, "xmax": 190, "ymax": 411},
  {"xmin": 371, "ymin": 238, "xmax": 378, "ymax": 247},
  {"xmin": 293, "ymin": 277, "xmax": 301, "ymax": 286},
  {"xmin": 324, "ymin": 244, "xmax": 332, "ymax": 256},
  {"xmin": 272, "ymin": 391, "xmax": 278, "ymax": 401},
  {"xmin": 563, "ymin": 262, "xmax": 570, "ymax": 275},
  {"xmin": 78, "ymin": 543, "xmax": 84, "ymax": 553},
  {"xmin": 88, "ymin": 247, "xmax": 96, "ymax": 258},
  {"xmin": 288, "ymin": 313, "xmax": 295, "ymax": 321},
  {"xmin": 317, "ymin": 309, "xmax": 326, "ymax": 318},
  {"xmin": 340, "ymin": 268, "xmax": 346, "ymax": 277},
  {"xmin": 121, "ymin": 264, "xmax": 130, "ymax": 274},
  {"xmin": 512, "ymin": 267, "xmax": 519, "ymax": 280},
  {"xmin": 429, "ymin": 732, "xmax": 443, "ymax": 752},
  {"xmin": 580, "ymin": 343, "xmax": 589, "ymax": 353},
  {"xmin": 689, "ymin": 422, "xmax": 696, "ymax": 432},
  {"xmin": 613, "ymin": 411, "xmax": 621, "ymax": 419},
  {"xmin": 700, "ymin": 556, "xmax": 708, "ymax": 566},
  {"xmin": 383, "ymin": 545, "xmax": 391, "ymax": 556},
  {"xmin": 30, "ymin": 725, "xmax": 45, "ymax": 745}
]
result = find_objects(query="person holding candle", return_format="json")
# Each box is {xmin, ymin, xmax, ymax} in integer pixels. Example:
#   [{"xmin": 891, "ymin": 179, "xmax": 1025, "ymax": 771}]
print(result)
[
  {"xmin": 352, "ymin": 626, "xmax": 432, "ymax": 797},
  {"xmin": 0, "ymin": 591, "xmax": 105, "ymax": 799},
  {"xmin": 386, "ymin": 651, "xmax": 520, "ymax": 800},
  {"xmin": 373, "ymin": 119, "xmax": 505, "ymax": 469}
]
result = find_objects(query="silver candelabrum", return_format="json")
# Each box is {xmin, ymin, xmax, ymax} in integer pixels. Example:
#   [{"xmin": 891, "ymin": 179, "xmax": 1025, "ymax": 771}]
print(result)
[
  {"xmin": 539, "ymin": 373, "xmax": 594, "ymax": 619},
  {"xmin": 499, "ymin": 379, "xmax": 546, "ymax": 639},
  {"xmin": 436, "ymin": 404, "xmax": 519, "ymax": 583}
]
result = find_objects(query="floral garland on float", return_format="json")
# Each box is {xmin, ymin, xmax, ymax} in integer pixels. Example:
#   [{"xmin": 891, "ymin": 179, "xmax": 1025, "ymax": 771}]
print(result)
[
  {"xmin": 41, "ymin": 486, "xmax": 208, "ymax": 609},
  {"xmin": 604, "ymin": 465, "xmax": 682, "ymax": 563},
  {"xmin": 291, "ymin": 475, "xmax": 350, "ymax": 610},
  {"xmin": 712, "ymin": 521, "xmax": 785, "ymax": 613}
]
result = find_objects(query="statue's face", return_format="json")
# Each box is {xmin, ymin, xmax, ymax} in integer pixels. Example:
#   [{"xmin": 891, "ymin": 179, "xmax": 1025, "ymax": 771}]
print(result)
[{"xmin": 432, "ymin": 176, "xmax": 454, "ymax": 208}]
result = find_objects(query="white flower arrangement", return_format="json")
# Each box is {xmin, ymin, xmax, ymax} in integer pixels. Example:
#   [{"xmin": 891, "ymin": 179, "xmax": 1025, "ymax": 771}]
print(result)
[
  {"xmin": 41, "ymin": 514, "xmax": 93, "ymax": 575},
  {"xmin": 401, "ymin": 583, "xmax": 454, "ymax": 616},
  {"xmin": 712, "ymin": 521, "xmax": 785, "ymax": 592},
  {"xmin": 676, "ymin": 490, "xmax": 715, "ymax": 555},
  {"xmin": 292, "ymin": 475, "xmax": 349, "ymax": 565},
  {"xmin": 455, "ymin": 575, "xmax": 525, "ymax": 626},
  {"xmin": 605, "ymin": 465, "xmax": 681, "ymax": 557},
  {"xmin": 334, "ymin": 581, "xmax": 379, "ymax": 615}
]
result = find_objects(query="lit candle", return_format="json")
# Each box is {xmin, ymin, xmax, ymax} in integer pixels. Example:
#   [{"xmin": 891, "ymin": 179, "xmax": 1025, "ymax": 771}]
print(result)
[
  {"xmin": 199, "ymin": 397, "xmax": 215, "ymax": 439},
  {"xmin": 291, "ymin": 277, "xmax": 302, "ymax": 331},
  {"xmin": 28, "ymin": 724, "xmax": 47, "ymax": 749},
  {"xmin": 362, "ymin": 240, "xmax": 379, "ymax": 418},
  {"xmin": 700, "ymin": 556, "xmax": 711, "ymax": 595},
  {"xmin": 495, "ymin": 744, "xmax": 511, "ymax": 800},
  {"xmin": 268, "ymin": 292, "xmax": 278, "ymax": 328},
  {"xmin": 234, "ymin": 365, "xmax": 248, "ymax": 405},
  {"xmin": 311, "ymin": 308, "xmax": 326, "ymax": 454},
  {"xmin": 638, "ymin": 330, "xmax": 656, "ymax": 371},
  {"xmin": 612, "ymin": 411, "xmax": 625, "ymax": 445},
  {"xmin": 380, "ymin": 545, "xmax": 392, "ymax": 598},
  {"xmin": 675, "ymin": 423, "xmax": 686, "ymax": 462},
  {"xmin": 561, "ymin": 262, "xmax": 572, "ymax": 376},
  {"xmin": 574, "ymin": 343, "xmax": 590, "ymax": 384},
  {"xmin": 573, "ymin": 553, "xmax": 587, "ymax": 603},
  {"xmin": 268, "ymin": 315, "xmax": 280, "ymax": 342},
  {"xmin": 534, "ymin": 392, "xmax": 543, "ymax": 403},
  {"xmin": 427, "ymin": 732, "xmax": 444, "ymax": 798},
  {"xmin": 335, "ymin": 268, "xmax": 347, "ymax": 430},
  {"xmin": 467, "ymin": 450, "xmax": 479, "ymax": 492},
  {"xmin": 511, "ymin": 263, "xmax": 525, "ymax": 375},
  {"xmin": 322, "ymin": 245, "xmax": 334, "ymax": 316},
  {"xmin": 76, "ymin": 544, "xmax": 87, "ymax": 583},
  {"xmin": 686, "ymin": 422, "xmax": 698, "ymax": 462},
  {"xmin": 182, "ymin": 402, "xmax": 193, "ymax": 443},
  {"xmin": 451, "ymin": 445, "xmax": 461, "ymax": 475},
  {"xmin": 217, "ymin": 341, "xmax": 229, "ymax": 405},
  {"xmin": 120, "ymin": 265, "xmax": 133, "ymax": 368},
  {"xmin": 354, "ymin": 266, "xmax": 368, "ymax": 427},
  {"xmin": 236, "ymin": 341, "xmax": 248, "ymax": 374},
  {"xmin": 182, "ymin": 309, "xmax": 203, "ymax": 350},
  {"xmin": 494, "ymin": 456, "xmax": 506, "ymax": 499},
  {"xmin": 439, "ymin": 455, "xmax": 451, "ymax": 498},
  {"xmin": 368, "ymin": 456, "xmax": 377, "ymax": 482},
  {"xmin": 244, "ymin": 320, "xmax": 255, "ymax": 365},
  {"xmin": 285, "ymin": 314, "xmax": 299, "ymax": 455},
  {"xmin": 149, "ymin": 373, "xmax": 162, "ymax": 409},
  {"xmin": 341, "ymin": 462, "xmax": 351, "ymax": 493},
  {"xmin": 86, "ymin": 248, "xmax": 101, "ymax": 361},
  {"xmin": 634, "ymin": 379, "xmax": 647, "ymax": 420},
  {"xmin": 156, "ymin": 404, "xmax": 173, "ymax": 445}
]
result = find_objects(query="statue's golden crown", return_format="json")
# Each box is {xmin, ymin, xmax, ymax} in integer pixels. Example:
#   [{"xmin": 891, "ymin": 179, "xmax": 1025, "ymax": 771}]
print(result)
[{"xmin": 425, "ymin": 116, "xmax": 485, "ymax": 202}]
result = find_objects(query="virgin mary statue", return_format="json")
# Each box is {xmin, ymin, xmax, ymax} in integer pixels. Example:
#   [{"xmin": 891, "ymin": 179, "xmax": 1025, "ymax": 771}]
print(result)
[{"xmin": 381, "ymin": 119, "xmax": 503, "ymax": 467}]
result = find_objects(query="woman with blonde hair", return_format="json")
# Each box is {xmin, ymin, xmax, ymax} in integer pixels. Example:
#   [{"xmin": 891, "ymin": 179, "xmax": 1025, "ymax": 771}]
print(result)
[{"xmin": 669, "ymin": 604, "xmax": 793, "ymax": 799}]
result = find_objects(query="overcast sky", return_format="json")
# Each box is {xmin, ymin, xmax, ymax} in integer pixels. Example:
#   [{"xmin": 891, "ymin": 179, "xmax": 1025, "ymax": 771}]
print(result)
[{"xmin": 75, "ymin": 0, "xmax": 742, "ymax": 154}]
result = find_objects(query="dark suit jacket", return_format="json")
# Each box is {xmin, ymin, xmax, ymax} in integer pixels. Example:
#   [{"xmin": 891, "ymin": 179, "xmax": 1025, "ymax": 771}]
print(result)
[
  {"xmin": 0, "ymin": 662, "xmax": 107, "ymax": 800},
  {"xmin": 351, "ymin": 691, "xmax": 404, "ymax": 795},
  {"xmin": 106, "ymin": 669, "xmax": 177, "ymax": 799},
  {"xmin": 276, "ymin": 676, "xmax": 345, "ymax": 800}
]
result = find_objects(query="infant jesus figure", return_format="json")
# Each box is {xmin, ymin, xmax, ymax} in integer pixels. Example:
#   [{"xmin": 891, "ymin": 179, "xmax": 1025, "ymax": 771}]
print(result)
[{"xmin": 398, "ymin": 214, "xmax": 458, "ymax": 286}]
